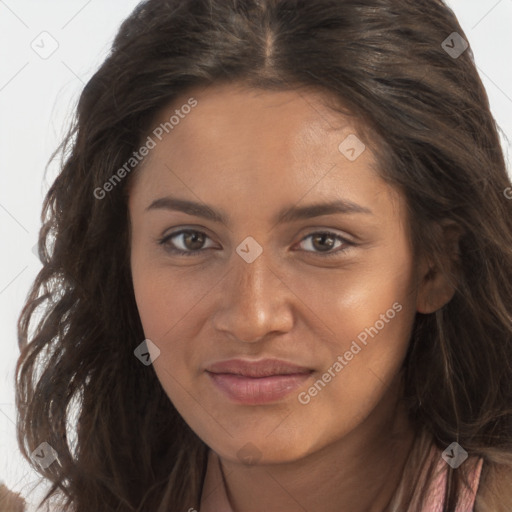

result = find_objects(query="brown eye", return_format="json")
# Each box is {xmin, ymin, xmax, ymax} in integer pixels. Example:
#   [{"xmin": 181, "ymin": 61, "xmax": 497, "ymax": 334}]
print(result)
[
  {"xmin": 311, "ymin": 233, "xmax": 336, "ymax": 252},
  {"xmin": 159, "ymin": 230, "xmax": 216, "ymax": 256},
  {"xmin": 181, "ymin": 231, "xmax": 206, "ymax": 250},
  {"xmin": 297, "ymin": 231, "xmax": 353, "ymax": 257}
]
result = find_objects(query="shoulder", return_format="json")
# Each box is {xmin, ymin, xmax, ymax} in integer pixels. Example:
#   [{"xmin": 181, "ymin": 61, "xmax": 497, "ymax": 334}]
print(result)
[{"xmin": 0, "ymin": 483, "xmax": 26, "ymax": 511}]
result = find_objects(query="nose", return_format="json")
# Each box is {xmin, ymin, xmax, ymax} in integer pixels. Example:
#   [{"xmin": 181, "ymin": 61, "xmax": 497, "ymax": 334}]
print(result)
[{"xmin": 211, "ymin": 250, "xmax": 294, "ymax": 343}]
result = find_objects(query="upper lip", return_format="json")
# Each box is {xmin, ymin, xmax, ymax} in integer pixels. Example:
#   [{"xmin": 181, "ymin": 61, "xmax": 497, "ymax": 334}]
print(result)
[{"xmin": 205, "ymin": 358, "xmax": 313, "ymax": 378}]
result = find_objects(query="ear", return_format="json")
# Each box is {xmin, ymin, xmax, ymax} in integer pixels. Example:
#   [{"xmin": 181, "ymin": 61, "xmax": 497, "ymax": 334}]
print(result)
[{"xmin": 416, "ymin": 221, "xmax": 463, "ymax": 314}]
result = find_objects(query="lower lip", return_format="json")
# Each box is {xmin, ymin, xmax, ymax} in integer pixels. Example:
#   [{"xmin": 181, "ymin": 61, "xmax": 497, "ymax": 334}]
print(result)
[{"xmin": 206, "ymin": 371, "xmax": 313, "ymax": 405}]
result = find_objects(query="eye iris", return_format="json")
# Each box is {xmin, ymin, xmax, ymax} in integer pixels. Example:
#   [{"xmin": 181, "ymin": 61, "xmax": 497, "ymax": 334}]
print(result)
[
  {"xmin": 312, "ymin": 233, "xmax": 335, "ymax": 252},
  {"xmin": 184, "ymin": 231, "xmax": 205, "ymax": 250}
]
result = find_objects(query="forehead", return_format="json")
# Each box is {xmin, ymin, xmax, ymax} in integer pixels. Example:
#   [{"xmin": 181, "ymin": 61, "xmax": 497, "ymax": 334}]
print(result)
[
  {"xmin": 129, "ymin": 82, "xmax": 401, "ymax": 221},
  {"xmin": 147, "ymin": 82, "xmax": 365, "ymax": 163}
]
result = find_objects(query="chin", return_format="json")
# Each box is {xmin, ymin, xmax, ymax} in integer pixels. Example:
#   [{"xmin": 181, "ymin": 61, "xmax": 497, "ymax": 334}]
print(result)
[{"xmin": 208, "ymin": 429, "xmax": 318, "ymax": 466}]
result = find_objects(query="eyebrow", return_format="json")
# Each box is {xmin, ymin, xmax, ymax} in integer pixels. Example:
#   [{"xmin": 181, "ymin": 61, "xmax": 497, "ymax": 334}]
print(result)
[{"xmin": 145, "ymin": 196, "xmax": 373, "ymax": 225}]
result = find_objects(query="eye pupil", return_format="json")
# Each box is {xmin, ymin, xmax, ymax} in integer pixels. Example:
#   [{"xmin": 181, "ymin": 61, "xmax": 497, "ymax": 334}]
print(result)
[
  {"xmin": 313, "ymin": 233, "xmax": 335, "ymax": 252},
  {"xmin": 184, "ymin": 231, "xmax": 205, "ymax": 250}
]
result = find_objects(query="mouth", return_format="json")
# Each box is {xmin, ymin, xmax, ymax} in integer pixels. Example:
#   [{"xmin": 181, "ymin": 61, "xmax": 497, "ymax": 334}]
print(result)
[{"xmin": 205, "ymin": 358, "xmax": 314, "ymax": 404}]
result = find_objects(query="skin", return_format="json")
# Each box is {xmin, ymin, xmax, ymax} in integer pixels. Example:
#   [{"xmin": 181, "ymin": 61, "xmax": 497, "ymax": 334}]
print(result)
[{"xmin": 128, "ymin": 82, "xmax": 455, "ymax": 512}]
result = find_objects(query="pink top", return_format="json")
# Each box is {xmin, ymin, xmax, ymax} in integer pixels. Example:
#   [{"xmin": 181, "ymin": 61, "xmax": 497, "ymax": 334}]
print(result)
[
  {"xmin": 199, "ymin": 447, "xmax": 484, "ymax": 511},
  {"xmin": 421, "ymin": 447, "xmax": 483, "ymax": 512}
]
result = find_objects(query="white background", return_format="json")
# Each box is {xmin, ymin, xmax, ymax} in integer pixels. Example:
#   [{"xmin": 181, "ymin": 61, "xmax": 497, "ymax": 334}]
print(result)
[{"xmin": 1, "ymin": 0, "xmax": 511, "ymax": 508}]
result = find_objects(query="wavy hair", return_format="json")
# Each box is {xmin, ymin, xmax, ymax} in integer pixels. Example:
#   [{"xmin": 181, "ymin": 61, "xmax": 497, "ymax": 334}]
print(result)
[{"xmin": 16, "ymin": 0, "xmax": 512, "ymax": 510}]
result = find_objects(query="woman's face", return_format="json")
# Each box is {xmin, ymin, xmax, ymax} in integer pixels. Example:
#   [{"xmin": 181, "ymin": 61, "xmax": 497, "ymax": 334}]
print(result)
[{"xmin": 129, "ymin": 83, "xmax": 427, "ymax": 464}]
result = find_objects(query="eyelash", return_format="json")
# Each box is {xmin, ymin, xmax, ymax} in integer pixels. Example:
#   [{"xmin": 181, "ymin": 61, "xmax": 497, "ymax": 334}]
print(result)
[{"xmin": 157, "ymin": 229, "xmax": 354, "ymax": 258}]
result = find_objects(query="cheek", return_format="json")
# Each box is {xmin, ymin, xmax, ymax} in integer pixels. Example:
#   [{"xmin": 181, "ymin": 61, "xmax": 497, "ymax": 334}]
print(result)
[
  {"xmin": 290, "ymin": 251, "xmax": 417, "ymax": 426},
  {"xmin": 287, "ymin": 249, "xmax": 416, "ymax": 347},
  {"xmin": 130, "ymin": 251, "xmax": 223, "ymax": 389},
  {"xmin": 294, "ymin": 309, "xmax": 414, "ymax": 454},
  {"xmin": 130, "ymin": 245, "xmax": 214, "ymax": 340},
  {"xmin": 130, "ymin": 264, "xmax": 207, "ymax": 421}
]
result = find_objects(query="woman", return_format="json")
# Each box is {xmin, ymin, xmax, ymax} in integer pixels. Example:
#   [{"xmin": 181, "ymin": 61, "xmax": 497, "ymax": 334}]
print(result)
[{"xmin": 16, "ymin": 0, "xmax": 512, "ymax": 511}]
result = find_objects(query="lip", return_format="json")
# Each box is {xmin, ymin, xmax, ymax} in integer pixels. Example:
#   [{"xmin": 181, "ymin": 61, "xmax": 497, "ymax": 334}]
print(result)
[{"xmin": 205, "ymin": 358, "xmax": 314, "ymax": 404}]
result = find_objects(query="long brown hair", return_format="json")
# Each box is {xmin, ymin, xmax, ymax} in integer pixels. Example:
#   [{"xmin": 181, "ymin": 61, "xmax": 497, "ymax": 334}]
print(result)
[{"xmin": 16, "ymin": 0, "xmax": 512, "ymax": 510}]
